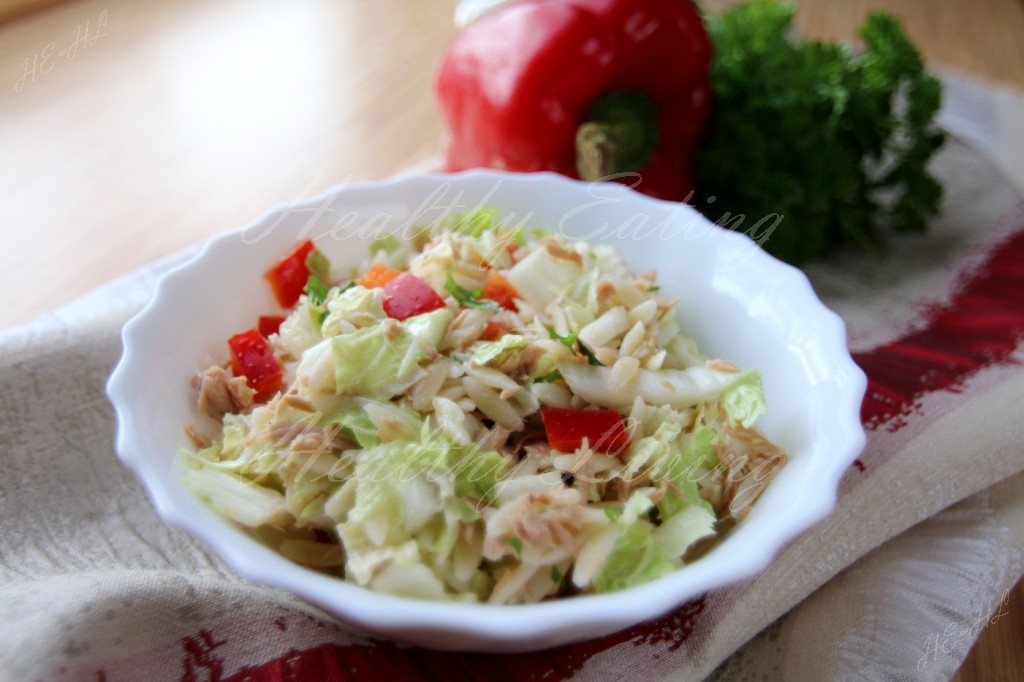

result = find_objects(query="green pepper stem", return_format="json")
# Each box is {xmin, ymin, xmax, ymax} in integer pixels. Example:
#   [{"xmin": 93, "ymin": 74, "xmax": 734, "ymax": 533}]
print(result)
[{"xmin": 576, "ymin": 91, "xmax": 659, "ymax": 181}]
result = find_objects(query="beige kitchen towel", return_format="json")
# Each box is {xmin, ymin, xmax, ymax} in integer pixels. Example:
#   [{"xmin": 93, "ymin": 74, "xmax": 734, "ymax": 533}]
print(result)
[
  {"xmin": 2, "ymin": 81, "xmax": 1024, "ymax": 681},
  {"xmin": 711, "ymin": 470, "xmax": 1024, "ymax": 681}
]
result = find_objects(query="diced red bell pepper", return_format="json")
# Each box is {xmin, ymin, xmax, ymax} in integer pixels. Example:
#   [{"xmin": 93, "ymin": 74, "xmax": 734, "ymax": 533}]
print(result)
[
  {"xmin": 228, "ymin": 328, "xmax": 283, "ymax": 402},
  {"xmin": 358, "ymin": 263, "xmax": 402, "ymax": 289},
  {"xmin": 382, "ymin": 272, "xmax": 447, "ymax": 321},
  {"xmin": 540, "ymin": 406, "xmax": 630, "ymax": 454},
  {"xmin": 481, "ymin": 271, "xmax": 519, "ymax": 311},
  {"xmin": 481, "ymin": 319, "xmax": 511, "ymax": 341},
  {"xmin": 258, "ymin": 314, "xmax": 286, "ymax": 338},
  {"xmin": 265, "ymin": 240, "xmax": 315, "ymax": 308}
]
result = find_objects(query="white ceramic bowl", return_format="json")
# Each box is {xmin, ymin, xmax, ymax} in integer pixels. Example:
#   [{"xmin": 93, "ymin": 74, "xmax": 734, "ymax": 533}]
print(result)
[{"xmin": 107, "ymin": 170, "xmax": 866, "ymax": 652}]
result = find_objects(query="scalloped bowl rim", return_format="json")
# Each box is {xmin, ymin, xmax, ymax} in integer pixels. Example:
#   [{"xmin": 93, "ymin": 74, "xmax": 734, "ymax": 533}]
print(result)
[{"xmin": 107, "ymin": 169, "xmax": 867, "ymax": 651}]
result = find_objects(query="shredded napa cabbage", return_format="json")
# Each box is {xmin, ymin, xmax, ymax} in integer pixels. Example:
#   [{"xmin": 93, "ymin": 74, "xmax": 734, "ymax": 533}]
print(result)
[{"xmin": 181, "ymin": 210, "xmax": 787, "ymax": 604}]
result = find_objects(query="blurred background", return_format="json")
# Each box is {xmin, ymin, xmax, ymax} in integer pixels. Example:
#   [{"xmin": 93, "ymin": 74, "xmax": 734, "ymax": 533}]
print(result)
[
  {"xmin": 0, "ymin": 0, "xmax": 1022, "ymax": 676},
  {"xmin": 2, "ymin": 0, "xmax": 1024, "ymax": 331}
]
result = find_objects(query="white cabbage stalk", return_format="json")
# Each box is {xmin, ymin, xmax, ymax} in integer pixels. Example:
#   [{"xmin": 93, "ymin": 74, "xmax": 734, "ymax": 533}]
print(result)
[
  {"xmin": 275, "ymin": 297, "xmax": 323, "ymax": 359},
  {"xmin": 324, "ymin": 478, "xmax": 357, "ymax": 524},
  {"xmin": 572, "ymin": 524, "xmax": 620, "ymax": 588},
  {"xmin": 372, "ymin": 559, "xmax": 454, "ymax": 601},
  {"xmin": 321, "ymin": 285, "xmax": 386, "ymax": 337},
  {"xmin": 468, "ymin": 334, "xmax": 528, "ymax": 366},
  {"xmin": 295, "ymin": 337, "xmax": 335, "ymax": 393},
  {"xmin": 184, "ymin": 466, "xmax": 287, "ymax": 528},
  {"xmin": 621, "ymin": 491, "xmax": 655, "ymax": 524},
  {"xmin": 653, "ymin": 505, "xmax": 717, "ymax": 560},
  {"xmin": 520, "ymin": 563, "xmax": 562, "ymax": 603},
  {"xmin": 361, "ymin": 400, "xmax": 423, "ymax": 443},
  {"xmin": 491, "ymin": 473, "xmax": 564, "ymax": 506},
  {"xmin": 558, "ymin": 361, "xmax": 755, "ymax": 410},
  {"xmin": 432, "ymin": 396, "xmax": 473, "ymax": 446},
  {"xmin": 488, "ymin": 563, "xmax": 539, "ymax": 605},
  {"xmin": 504, "ymin": 247, "xmax": 581, "ymax": 310},
  {"xmin": 408, "ymin": 238, "xmax": 455, "ymax": 293},
  {"xmin": 452, "ymin": 524, "xmax": 485, "ymax": 584},
  {"xmin": 399, "ymin": 476, "xmax": 441, "ymax": 535}
]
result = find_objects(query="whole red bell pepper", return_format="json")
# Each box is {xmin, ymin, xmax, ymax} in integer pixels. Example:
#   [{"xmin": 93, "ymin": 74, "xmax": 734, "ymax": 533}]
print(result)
[{"xmin": 436, "ymin": 0, "xmax": 712, "ymax": 201}]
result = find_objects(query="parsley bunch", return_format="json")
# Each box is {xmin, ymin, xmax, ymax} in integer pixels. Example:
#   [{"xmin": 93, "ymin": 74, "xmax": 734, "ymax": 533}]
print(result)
[{"xmin": 695, "ymin": 1, "xmax": 946, "ymax": 264}]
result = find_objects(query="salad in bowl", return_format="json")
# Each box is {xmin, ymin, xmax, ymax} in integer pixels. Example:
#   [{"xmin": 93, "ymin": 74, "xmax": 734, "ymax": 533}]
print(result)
[
  {"xmin": 107, "ymin": 170, "xmax": 865, "ymax": 651},
  {"xmin": 181, "ymin": 211, "xmax": 786, "ymax": 605}
]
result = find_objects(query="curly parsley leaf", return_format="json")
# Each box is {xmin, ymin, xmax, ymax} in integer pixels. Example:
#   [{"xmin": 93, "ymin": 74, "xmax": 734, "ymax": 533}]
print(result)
[
  {"xmin": 305, "ymin": 275, "xmax": 329, "ymax": 306},
  {"xmin": 535, "ymin": 369, "xmax": 563, "ymax": 383},
  {"xmin": 695, "ymin": 1, "xmax": 945, "ymax": 264},
  {"xmin": 547, "ymin": 328, "xmax": 579, "ymax": 349},
  {"xmin": 547, "ymin": 328, "xmax": 606, "ymax": 366},
  {"xmin": 304, "ymin": 275, "xmax": 330, "ymax": 325},
  {"xmin": 445, "ymin": 270, "xmax": 494, "ymax": 309}
]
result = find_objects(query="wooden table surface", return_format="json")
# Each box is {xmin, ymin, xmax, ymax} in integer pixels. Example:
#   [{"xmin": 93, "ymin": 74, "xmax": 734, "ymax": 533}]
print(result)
[{"xmin": 1, "ymin": 0, "xmax": 1021, "ymax": 678}]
